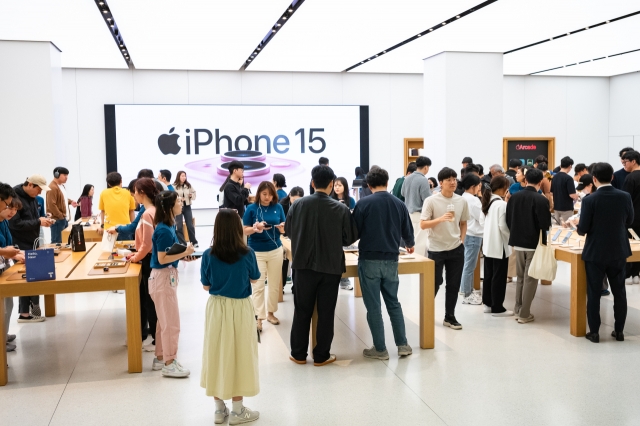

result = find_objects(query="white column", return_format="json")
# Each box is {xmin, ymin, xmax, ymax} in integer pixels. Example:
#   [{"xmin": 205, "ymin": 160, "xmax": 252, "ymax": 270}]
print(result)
[
  {"xmin": 423, "ymin": 52, "xmax": 503, "ymax": 176},
  {"xmin": 0, "ymin": 41, "xmax": 62, "ymax": 184}
]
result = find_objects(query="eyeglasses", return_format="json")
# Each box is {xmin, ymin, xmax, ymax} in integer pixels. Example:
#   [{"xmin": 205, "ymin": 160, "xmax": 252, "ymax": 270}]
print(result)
[{"xmin": 0, "ymin": 199, "xmax": 8, "ymax": 210}]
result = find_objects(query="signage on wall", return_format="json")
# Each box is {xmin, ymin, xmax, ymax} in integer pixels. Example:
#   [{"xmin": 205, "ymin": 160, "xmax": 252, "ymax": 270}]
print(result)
[
  {"xmin": 503, "ymin": 138, "xmax": 555, "ymax": 169},
  {"xmin": 104, "ymin": 104, "xmax": 370, "ymax": 209}
]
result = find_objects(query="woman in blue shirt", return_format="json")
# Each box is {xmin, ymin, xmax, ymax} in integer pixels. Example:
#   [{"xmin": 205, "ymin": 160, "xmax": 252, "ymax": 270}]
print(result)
[
  {"xmin": 200, "ymin": 209, "xmax": 261, "ymax": 425},
  {"xmin": 272, "ymin": 173, "xmax": 287, "ymax": 201},
  {"xmin": 242, "ymin": 181, "xmax": 286, "ymax": 331},
  {"xmin": 331, "ymin": 177, "xmax": 356, "ymax": 209},
  {"xmin": 150, "ymin": 191, "xmax": 195, "ymax": 378}
]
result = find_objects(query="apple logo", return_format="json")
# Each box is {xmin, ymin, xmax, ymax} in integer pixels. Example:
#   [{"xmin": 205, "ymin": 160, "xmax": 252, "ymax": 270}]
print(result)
[{"xmin": 158, "ymin": 127, "xmax": 181, "ymax": 155}]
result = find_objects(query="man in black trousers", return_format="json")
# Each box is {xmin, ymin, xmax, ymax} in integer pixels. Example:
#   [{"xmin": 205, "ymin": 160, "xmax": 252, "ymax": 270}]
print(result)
[
  {"xmin": 286, "ymin": 165, "xmax": 358, "ymax": 366},
  {"xmin": 577, "ymin": 163, "xmax": 634, "ymax": 343}
]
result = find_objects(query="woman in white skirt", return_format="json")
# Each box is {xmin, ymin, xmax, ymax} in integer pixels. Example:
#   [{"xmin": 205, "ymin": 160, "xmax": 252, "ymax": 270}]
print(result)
[{"xmin": 201, "ymin": 209, "xmax": 261, "ymax": 425}]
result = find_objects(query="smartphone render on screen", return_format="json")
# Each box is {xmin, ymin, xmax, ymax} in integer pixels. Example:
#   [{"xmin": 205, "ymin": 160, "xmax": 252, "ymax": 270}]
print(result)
[
  {"xmin": 551, "ymin": 229, "xmax": 562, "ymax": 242},
  {"xmin": 560, "ymin": 231, "xmax": 573, "ymax": 246}
]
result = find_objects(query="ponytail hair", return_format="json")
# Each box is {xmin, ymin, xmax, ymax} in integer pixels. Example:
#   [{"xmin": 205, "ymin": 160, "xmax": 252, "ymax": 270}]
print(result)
[{"xmin": 481, "ymin": 176, "xmax": 510, "ymax": 216}]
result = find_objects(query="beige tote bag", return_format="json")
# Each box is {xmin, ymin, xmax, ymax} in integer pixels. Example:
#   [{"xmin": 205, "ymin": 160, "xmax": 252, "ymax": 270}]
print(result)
[{"xmin": 527, "ymin": 231, "xmax": 557, "ymax": 281}]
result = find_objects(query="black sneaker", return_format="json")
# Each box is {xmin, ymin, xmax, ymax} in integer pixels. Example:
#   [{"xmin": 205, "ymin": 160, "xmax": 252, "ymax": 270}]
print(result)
[
  {"xmin": 17, "ymin": 315, "xmax": 45, "ymax": 323},
  {"xmin": 443, "ymin": 315, "xmax": 462, "ymax": 330}
]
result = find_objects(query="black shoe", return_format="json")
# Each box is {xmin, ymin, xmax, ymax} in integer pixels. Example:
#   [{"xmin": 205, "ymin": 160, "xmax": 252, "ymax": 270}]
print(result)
[
  {"xmin": 601, "ymin": 289, "xmax": 610, "ymax": 296},
  {"xmin": 443, "ymin": 315, "xmax": 462, "ymax": 330},
  {"xmin": 611, "ymin": 330, "xmax": 624, "ymax": 341},
  {"xmin": 585, "ymin": 332, "xmax": 599, "ymax": 343}
]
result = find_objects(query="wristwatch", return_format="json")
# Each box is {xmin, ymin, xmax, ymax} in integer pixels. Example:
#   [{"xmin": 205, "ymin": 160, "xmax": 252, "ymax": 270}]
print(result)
[{"xmin": 100, "ymin": 224, "xmax": 104, "ymax": 229}]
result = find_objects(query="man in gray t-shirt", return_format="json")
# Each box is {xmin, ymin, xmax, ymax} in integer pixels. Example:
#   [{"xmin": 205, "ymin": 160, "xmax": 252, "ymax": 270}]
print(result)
[{"xmin": 401, "ymin": 156, "xmax": 432, "ymax": 256}]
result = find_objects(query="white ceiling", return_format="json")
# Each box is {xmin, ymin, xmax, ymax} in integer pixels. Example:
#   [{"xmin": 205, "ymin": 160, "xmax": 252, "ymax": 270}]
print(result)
[
  {"xmin": 0, "ymin": 0, "xmax": 128, "ymax": 69},
  {"xmin": 0, "ymin": 0, "xmax": 638, "ymax": 76}
]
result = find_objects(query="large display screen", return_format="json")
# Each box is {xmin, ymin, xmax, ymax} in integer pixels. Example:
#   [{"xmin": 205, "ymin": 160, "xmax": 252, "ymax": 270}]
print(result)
[{"xmin": 105, "ymin": 105, "xmax": 369, "ymax": 209}]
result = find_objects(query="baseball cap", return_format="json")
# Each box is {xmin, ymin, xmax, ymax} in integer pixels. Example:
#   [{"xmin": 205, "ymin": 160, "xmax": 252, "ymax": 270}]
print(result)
[
  {"xmin": 26, "ymin": 174, "xmax": 50, "ymax": 191},
  {"xmin": 576, "ymin": 174, "xmax": 593, "ymax": 191}
]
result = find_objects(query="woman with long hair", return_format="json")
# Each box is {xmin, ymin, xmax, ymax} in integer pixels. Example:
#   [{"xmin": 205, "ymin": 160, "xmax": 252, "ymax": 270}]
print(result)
[
  {"xmin": 149, "ymin": 191, "xmax": 195, "ymax": 378},
  {"xmin": 242, "ymin": 181, "xmax": 286, "ymax": 331},
  {"xmin": 279, "ymin": 186, "xmax": 304, "ymax": 217},
  {"xmin": 201, "ymin": 209, "xmax": 261, "ymax": 424},
  {"xmin": 173, "ymin": 170, "xmax": 198, "ymax": 247},
  {"xmin": 124, "ymin": 178, "xmax": 159, "ymax": 347},
  {"xmin": 331, "ymin": 177, "xmax": 356, "ymax": 209},
  {"xmin": 481, "ymin": 176, "xmax": 513, "ymax": 316},
  {"xmin": 75, "ymin": 184, "xmax": 94, "ymax": 221}
]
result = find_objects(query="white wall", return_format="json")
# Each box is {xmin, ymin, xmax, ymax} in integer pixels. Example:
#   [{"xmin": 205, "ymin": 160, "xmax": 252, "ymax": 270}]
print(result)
[
  {"xmin": 58, "ymin": 69, "xmax": 423, "ymax": 204},
  {"xmin": 0, "ymin": 40, "xmax": 62, "ymax": 184},
  {"xmin": 502, "ymin": 75, "xmax": 610, "ymax": 167},
  {"xmin": 609, "ymin": 72, "xmax": 640, "ymax": 164},
  {"xmin": 424, "ymin": 52, "xmax": 503, "ymax": 170}
]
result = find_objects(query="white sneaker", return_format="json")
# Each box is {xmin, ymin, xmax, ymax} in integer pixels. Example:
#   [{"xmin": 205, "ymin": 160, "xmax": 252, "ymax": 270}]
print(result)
[
  {"xmin": 626, "ymin": 278, "xmax": 634, "ymax": 285},
  {"xmin": 215, "ymin": 406, "xmax": 229, "ymax": 424},
  {"xmin": 472, "ymin": 291, "xmax": 483, "ymax": 302},
  {"xmin": 492, "ymin": 310, "xmax": 514, "ymax": 317},
  {"xmin": 161, "ymin": 360, "xmax": 190, "ymax": 377},
  {"xmin": 634, "ymin": 276, "xmax": 639, "ymax": 284},
  {"xmin": 458, "ymin": 291, "xmax": 465, "ymax": 296},
  {"xmin": 152, "ymin": 357, "xmax": 164, "ymax": 371},
  {"xmin": 462, "ymin": 295, "xmax": 481, "ymax": 305},
  {"xmin": 483, "ymin": 305, "xmax": 492, "ymax": 313},
  {"xmin": 229, "ymin": 407, "xmax": 260, "ymax": 425}
]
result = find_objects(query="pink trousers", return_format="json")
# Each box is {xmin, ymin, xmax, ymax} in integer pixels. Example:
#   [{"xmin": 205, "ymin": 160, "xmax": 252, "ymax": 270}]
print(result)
[{"xmin": 149, "ymin": 267, "xmax": 180, "ymax": 363}]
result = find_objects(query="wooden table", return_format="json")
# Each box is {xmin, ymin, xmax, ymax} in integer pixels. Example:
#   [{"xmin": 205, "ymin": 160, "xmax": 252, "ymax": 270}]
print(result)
[
  {"xmin": 281, "ymin": 238, "xmax": 436, "ymax": 349},
  {"xmin": 62, "ymin": 218, "xmax": 102, "ymax": 242},
  {"xmin": 551, "ymin": 227, "xmax": 640, "ymax": 337},
  {"xmin": 0, "ymin": 243, "xmax": 142, "ymax": 386}
]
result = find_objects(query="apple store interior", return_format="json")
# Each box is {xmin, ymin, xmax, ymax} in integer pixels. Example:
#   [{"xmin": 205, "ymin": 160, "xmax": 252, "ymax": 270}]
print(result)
[{"xmin": 2, "ymin": 1, "xmax": 640, "ymax": 425}]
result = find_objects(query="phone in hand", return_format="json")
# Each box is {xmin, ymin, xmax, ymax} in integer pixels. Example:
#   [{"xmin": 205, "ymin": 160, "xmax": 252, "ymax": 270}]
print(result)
[{"xmin": 263, "ymin": 225, "xmax": 273, "ymax": 230}]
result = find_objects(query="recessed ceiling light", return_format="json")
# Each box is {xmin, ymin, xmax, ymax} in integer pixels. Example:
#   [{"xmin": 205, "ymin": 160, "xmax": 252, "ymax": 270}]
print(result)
[
  {"xmin": 585, "ymin": 26, "xmax": 589, "ymax": 29},
  {"xmin": 429, "ymin": 28, "xmax": 433, "ymax": 31},
  {"xmin": 272, "ymin": 29, "xmax": 276, "ymax": 33},
  {"xmin": 276, "ymin": 23, "xmax": 281, "ymax": 27},
  {"xmin": 110, "ymin": 24, "xmax": 114, "ymax": 27},
  {"xmin": 102, "ymin": 10, "xmax": 108, "ymax": 13},
  {"xmin": 283, "ymin": 16, "xmax": 287, "ymax": 19},
  {"xmin": 442, "ymin": 22, "xmax": 446, "ymax": 25},
  {"xmin": 382, "ymin": 50, "xmax": 386, "ymax": 53},
  {"xmin": 606, "ymin": 20, "xmax": 610, "ymax": 23},
  {"xmin": 119, "ymin": 44, "xmax": 123, "ymax": 47},
  {"xmin": 288, "ymin": 8, "xmax": 293, "ymax": 12},
  {"xmin": 549, "ymin": 37, "xmax": 553, "ymax": 41},
  {"xmin": 98, "ymin": 1, "xmax": 104, "ymax": 5},
  {"xmin": 107, "ymin": 18, "xmax": 112, "ymax": 21},
  {"xmin": 456, "ymin": 15, "xmax": 460, "ymax": 18},
  {"xmin": 567, "ymin": 32, "xmax": 570, "ymax": 35},
  {"xmin": 257, "ymin": 48, "xmax": 261, "ymax": 51},
  {"xmin": 417, "ymin": 34, "xmax": 421, "ymax": 37}
]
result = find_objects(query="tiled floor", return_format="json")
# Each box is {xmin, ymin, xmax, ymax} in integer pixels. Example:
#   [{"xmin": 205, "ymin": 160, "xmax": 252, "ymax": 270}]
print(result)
[{"xmin": 3, "ymin": 226, "xmax": 640, "ymax": 425}]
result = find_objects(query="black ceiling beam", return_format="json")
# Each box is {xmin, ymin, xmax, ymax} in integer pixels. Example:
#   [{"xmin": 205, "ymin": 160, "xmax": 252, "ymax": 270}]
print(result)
[{"xmin": 94, "ymin": 0, "xmax": 134, "ymax": 68}]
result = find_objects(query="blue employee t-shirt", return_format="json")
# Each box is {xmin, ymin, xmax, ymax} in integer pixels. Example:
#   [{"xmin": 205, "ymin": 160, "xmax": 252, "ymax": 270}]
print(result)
[
  {"xmin": 35, "ymin": 195, "xmax": 46, "ymax": 217},
  {"xmin": 242, "ymin": 203, "xmax": 286, "ymax": 252},
  {"xmin": 167, "ymin": 184, "xmax": 175, "ymax": 191},
  {"xmin": 201, "ymin": 248, "xmax": 260, "ymax": 299},
  {"xmin": 151, "ymin": 223, "xmax": 179, "ymax": 269},
  {"xmin": 0, "ymin": 220, "xmax": 13, "ymax": 247},
  {"xmin": 276, "ymin": 189, "xmax": 287, "ymax": 201}
]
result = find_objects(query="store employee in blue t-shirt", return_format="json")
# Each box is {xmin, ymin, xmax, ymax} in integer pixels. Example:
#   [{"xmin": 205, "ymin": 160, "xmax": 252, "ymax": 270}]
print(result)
[{"xmin": 242, "ymin": 182, "xmax": 286, "ymax": 332}]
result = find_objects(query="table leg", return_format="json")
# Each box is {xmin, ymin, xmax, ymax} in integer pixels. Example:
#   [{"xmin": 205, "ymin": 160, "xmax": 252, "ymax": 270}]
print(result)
[
  {"xmin": 310, "ymin": 302, "xmax": 318, "ymax": 354},
  {"xmin": 473, "ymin": 253, "xmax": 481, "ymax": 290},
  {"xmin": 0, "ymin": 297, "xmax": 7, "ymax": 385},
  {"xmin": 124, "ymin": 277, "xmax": 143, "ymax": 373},
  {"xmin": 420, "ymin": 262, "xmax": 435, "ymax": 349},
  {"xmin": 570, "ymin": 256, "xmax": 587, "ymax": 337},
  {"xmin": 354, "ymin": 276, "xmax": 362, "ymax": 298},
  {"xmin": 278, "ymin": 275, "xmax": 284, "ymax": 303},
  {"xmin": 44, "ymin": 294, "xmax": 56, "ymax": 317}
]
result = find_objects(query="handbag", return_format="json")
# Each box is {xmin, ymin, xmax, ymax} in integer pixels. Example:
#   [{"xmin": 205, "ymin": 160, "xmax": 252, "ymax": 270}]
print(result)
[
  {"xmin": 527, "ymin": 230, "xmax": 557, "ymax": 281},
  {"xmin": 69, "ymin": 223, "xmax": 87, "ymax": 252}
]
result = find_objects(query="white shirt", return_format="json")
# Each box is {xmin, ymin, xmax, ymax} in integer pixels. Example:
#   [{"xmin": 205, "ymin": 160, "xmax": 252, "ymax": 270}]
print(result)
[
  {"xmin": 482, "ymin": 194, "xmax": 512, "ymax": 258},
  {"xmin": 59, "ymin": 184, "xmax": 70, "ymax": 220},
  {"xmin": 461, "ymin": 192, "xmax": 484, "ymax": 237}
]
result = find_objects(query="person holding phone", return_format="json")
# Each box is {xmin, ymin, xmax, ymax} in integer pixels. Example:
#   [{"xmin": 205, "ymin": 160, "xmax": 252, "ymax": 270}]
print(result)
[
  {"xmin": 173, "ymin": 171, "xmax": 198, "ymax": 247},
  {"xmin": 150, "ymin": 190, "xmax": 195, "ymax": 378},
  {"xmin": 242, "ymin": 181, "xmax": 286, "ymax": 331},
  {"xmin": 200, "ymin": 209, "xmax": 261, "ymax": 425}
]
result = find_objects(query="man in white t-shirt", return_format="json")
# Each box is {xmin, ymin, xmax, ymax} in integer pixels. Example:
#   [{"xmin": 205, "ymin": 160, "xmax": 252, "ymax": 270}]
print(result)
[{"xmin": 420, "ymin": 167, "xmax": 469, "ymax": 330}]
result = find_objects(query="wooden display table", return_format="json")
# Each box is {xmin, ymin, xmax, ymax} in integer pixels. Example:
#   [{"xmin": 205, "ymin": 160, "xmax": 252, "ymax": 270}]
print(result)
[
  {"xmin": 550, "ymin": 227, "xmax": 640, "ymax": 337},
  {"xmin": 61, "ymin": 218, "xmax": 102, "ymax": 242},
  {"xmin": 281, "ymin": 238, "xmax": 436, "ymax": 349},
  {"xmin": 0, "ymin": 243, "xmax": 142, "ymax": 386}
]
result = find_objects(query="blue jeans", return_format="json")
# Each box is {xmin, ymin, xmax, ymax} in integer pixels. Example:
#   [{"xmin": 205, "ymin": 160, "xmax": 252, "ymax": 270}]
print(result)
[
  {"xmin": 358, "ymin": 260, "xmax": 407, "ymax": 352},
  {"xmin": 460, "ymin": 235, "xmax": 482, "ymax": 297},
  {"xmin": 50, "ymin": 218, "xmax": 68, "ymax": 244}
]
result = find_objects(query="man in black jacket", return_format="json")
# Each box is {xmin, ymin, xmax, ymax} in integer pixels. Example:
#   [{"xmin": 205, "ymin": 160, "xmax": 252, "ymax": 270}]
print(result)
[
  {"xmin": 10, "ymin": 175, "xmax": 54, "ymax": 322},
  {"xmin": 578, "ymin": 163, "xmax": 633, "ymax": 343},
  {"xmin": 506, "ymin": 168, "xmax": 551, "ymax": 324},
  {"xmin": 222, "ymin": 161, "xmax": 251, "ymax": 217},
  {"xmin": 286, "ymin": 165, "xmax": 358, "ymax": 366}
]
